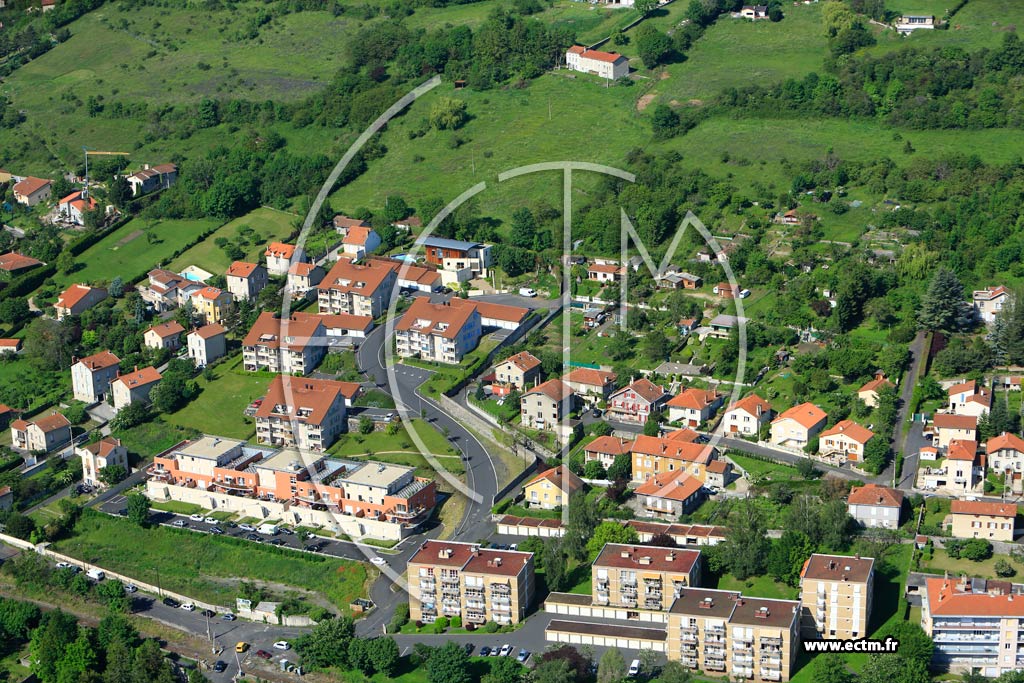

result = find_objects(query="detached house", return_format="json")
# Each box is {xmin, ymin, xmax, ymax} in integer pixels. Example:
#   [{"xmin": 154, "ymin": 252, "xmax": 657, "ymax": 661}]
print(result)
[
  {"xmin": 111, "ymin": 366, "xmax": 162, "ymax": 411},
  {"xmin": 333, "ymin": 214, "xmax": 370, "ymax": 235},
  {"xmin": 78, "ymin": 437, "xmax": 129, "ymax": 488},
  {"xmin": 10, "ymin": 412, "xmax": 71, "ymax": 453},
  {"xmin": 342, "ymin": 226, "xmax": 381, "ymax": 260},
  {"xmin": 418, "ymin": 236, "xmax": 493, "ymax": 285},
  {"xmin": 587, "ymin": 263, "xmax": 624, "ymax": 283},
  {"xmin": 523, "ymin": 465, "xmax": 583, "ymax": 510},
  {"xmin": 71, "ymin": 351, "xmax": 121, "ymax": 403},
  {"xmin": 819, "ymin": 420, "xmax": 874, "ymax": 462},
  {"xmin": 12, "ymin": 176, "xmax": 52, "ymax": 206},
  {"xmin": 143, "ymin": 320, "xmax": 185, "ymax": 351},
  {"xmin": 770, "ymin": 402, "xmax": 827, "ymax": 449},
  {"xmin": 920, "ymin": 439, "xmax": 982, "ymax": 494},
  {"xmin": 973, "ymin": 286, "xmax": 1010, "ymax": 324},
  {"xmin": 723, "ymin": 394, "xmax": 773, "ymax": 436},
  {"xmin": 139, "ymin": 269, "xmax": 190, "ymax": 313},
  {"xmin": 126, "ymin": 163, "xmax": 177, "ymax": 196},
  {"xmin": 987, "ymin": 432, "xmax": 1024, "ymax": 494},
  {"xmin": 607, "ymin": 378, "xmax": 671, "ymax": 425},
  {"xmin": 857, "ymin": 373, "xmax": 893, "ymax": 408},
  {"xmin": 713, "ymin": 283, "xmax": 741, "ymax": 299},
  {"xmin": 521, "ymin": 379, "xmax": 577, "ymax": 432},
  {"xmin": 635, "ymin": 469, "xmax": 705, "ymax": 517},
  {"xmin": 0, "ymin": 252, "xmax": 42, "ymax": 274},
  {"xmin": 187, "ymin": 323, "xmax": 227, "ymax": 367},
  {"xmin": 933, "ymin": 413, "xmax": 978, "ymax": 449},
  {"xmin": 562, "ymin": 367, "xmax": 617, "ymax": 401},
  {"xmin": 847, "ymin": 484, "xmax": 904, "ymax": 529},
  {"xmin": 583, "ymin": 435, "xmax": 634, "ymax": 469},
  {"xmin": 948, "ymin": 380, "xmax": 991, "ymax": 417},
  {"xmin": 264, "ymin": 242, "xmax": 303, "ymax": 276},
  {"xmin": 492, "ymin": 351, "xmax": 542, "ymax": 394},
  {"xmin": 950, "ymin": 500, "xmax": 1016, "ymax": 542},
  {"xmin": 56, "ymin": 190, "xmax": 97, "ymax": 225},
  {"xmin": 55, "ymin": 284, "xmax": 107, "ymax": 320},
  {"xmin": 565, "ymin": 45, "xmax": 629, "ymax": 80},
  {"xmin": 189, "ymin": 286, "xmax": 233, "ymax": 325},
  {"xmin": 225, "ymin": 261, "xmax": 268, "ymax": 302},
  {"xmin": 666, "ymin": 388, "xmax": 722, "ymax": 427},
  {"xmin": 287, "ymin": 262, "xmax": 325, "ymax": 300}
]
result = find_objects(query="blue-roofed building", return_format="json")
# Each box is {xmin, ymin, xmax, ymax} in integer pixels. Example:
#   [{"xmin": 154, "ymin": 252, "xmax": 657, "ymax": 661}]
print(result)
[{"xmin": 417, "ymin": 236, "xmax": 493, "ymax": 285}]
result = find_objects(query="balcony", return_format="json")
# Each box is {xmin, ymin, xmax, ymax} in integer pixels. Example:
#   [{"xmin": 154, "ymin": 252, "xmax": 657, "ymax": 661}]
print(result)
[
  {"xmin": 706, "ymin": 626, "xmax": 726, "ymax": 637},
  {"xmin": 680, "ymin": 657, "xmax": 698, "ymax": 669},
  {"xmin": 760, "ymin": 656, "xmax": 782, "ymax": 666},
  {"xmin": 465, "ymin": 588, "xmax": 485, "ymax": 600},
  {"xmin": 704, "ymin": 658, "xmax": 726, "ymax": 672},
  {"xmin": 419, "ymin": 580, "xmax": 435, "ymax": 592},
  {"xmin": 466, "ymin": 611, "xmax": 486, "ymax": 624},
  {"xmin": 760, "ymin": 637, "xmax": 783, "ymax": 648},
  {"xmin": 680, "ymin": 632, "xmax": 698, "ymax": 644},
  {"xmin": 760, "ymin": 669, "xmax": 782, "ymax": 681},
  {"xmin": 704, "ymin": 646, "xmax": 725, "ymax": 657},
  {"xmin": 733, "ymin": 655, "xmax": 754, "ymax": 666},
  {"xmin": 490, "ymin": 584, "xmax": 512, "ymax": 596}
]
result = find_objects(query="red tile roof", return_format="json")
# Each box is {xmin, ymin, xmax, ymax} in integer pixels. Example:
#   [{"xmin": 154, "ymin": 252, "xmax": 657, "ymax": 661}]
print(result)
[
  {"xmin": 147, "ymin": 320, "xmax": 185, "ymax": 338},
  {"xmin": 0, "ymin": 339, "xmax": 21, "ymax": 349},
  {"xmin": 727, "ymin": 393, "xmax": 772, "ymax": 417},
  {"xmin": 858, "ymin": 375, "xmax": 893, "ymax": 394},
  {"xmin": 288, "ymin": 262, "xmax": 320, "ymax": 277},
  {"xmin": 395, "ymin": 297, "xmax": 478, "ymax": 340},
  {"xmin": 191, "ymin": 286, "xmax": 226, "ymax": 301},
  {"xmin": 342, "ymin": 226, "xmax": 374, "ymax": 246},
  {"xmin": 255, "ymin": 376, "xmax": 349, "ymax": 426},
  {"xmin": 243, "ymin": 312, "xmax": 323, "ymax": 351},
  {"xmin": 568, "ymin": 45, "xmax": 626, "ymax": 64},
  {"xmin": 800, "ymin": 553, "xmax": 874, "ymax": 583},
  {"xmin": 333, "ymin": 215, "xmax": 370, "ymax": 230},
  {"xmin": 499, "ymin": 351, "xmax": 542, "ymax": 374},
  {"xmin": 948, "ymin": 379, "xmax": 977, "ymax": 396},
  {"xmin": 114, "ymin": 366, "xmax": 162, "ymax": 389},
  {"xmin": 408, "ymin": 540, "xmax": 477, "ymax": 568},
  {"xmin": 265, "ymin": 242, "xmax": 296, "ymax": 259},
  {"xmin": 83, "ymin": 437, "xmax": 123, "ymax": 458},
  {"xmin": 847, "ymin": 483, "xmax": 903, "ymax": 508},
  {"xmin": 525, "ymin": 465, "xmax": 584, "ymax": 496},
  {"xmin": 226, "ymin": 261, "xmax": 260, "ymax": 278},
  {"xmin": 563, "ymin": 367, "xmax": 617, "ymax": 387},
  {"xmin": 584, "ymin": 435, "xmax": 633, "ymax": 456},
  {"xmin": 631, "ymin": 434, "xmax": 715, "ymax": 464},
  {"xmin": 56, "ymin": 284, "xmax": 104, "ymax": 311},
  {"xmin": 320, "ymin": 259, "xmax": 397, "ymax": 296},
  {"xmin": 927, "ymin": 577, "xmax": 1024, "ymax": 617},
  {"xmin": 772, "ymin": 402, "xmax": 827, "ymax": 429},
  {"xmin": 934, "ymin": 413, "xmax": 978, "ymax": 430},
  {"xmin": 610, "ymin": 378, "xmax": 669, "ymax": 404},
  {"xmin": 0, "ymin": 252, "xmax": 42, "ymax": 271},
  {"xmin": 594, "ymin": 543, "xmax": 700, "ymax": 573},
  {"xmin": 947, "ymin": 439, "xmax": 979, "ymax": 461},
  {"xmin": 820, "ymin": 419, "xmax": 874, "ymax": 444},
  {"xmin": 191, "ymin": 323, "xmax": 226, "ymax": 339},
  {"xmin": 77, "ymin": 351, "xmax": 120, "ymax": 371},
  {"xmin": 13, "ymin": 176, "xmax": 51, "ymax": 197},
  {"xmin": 667, "ymin": 388, "xmax": 720, "ymax": 411},
  {"xmin": 988, "ymin": 432, "xmax": 1024, "ymax": 454},
  {"xmin": 524, "ymin": 379, "xmax": 574, "ymax": 402},
  {"xmin": 449, "ymin": 297, "xmax": 529, "ymax": 324},
  {"xmin": 634, "ymin": 470, "xmax": 704, "ymax": 502},
  {"xmin": 950, "ymin": 500, "xmax": 1017, "ymax": 518}
]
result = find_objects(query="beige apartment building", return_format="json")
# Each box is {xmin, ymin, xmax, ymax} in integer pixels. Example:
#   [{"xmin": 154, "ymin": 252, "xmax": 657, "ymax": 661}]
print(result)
[
  {"xmin": 243, "ymin": 312, "xmax": 327, "ymax": 375},
  {"xmin": 317, "ymin": 259, "xmax": 397, "ymax": 318},
  {"xmin": 254, "ymin": 376, "xmax": 359, "ymax": 452},
  {"xmin": 408, "ymin": 540, "xmax": 535, "ymax": 626},
  {"xmin": 666, "ymin": 589, "xmax": 800, "ymax": 682},
  {"xmin": 798, "ymin": 553, "xmax": 874, "ymax": 640},
  {"xmin": 593, "ymin": 543, "xmax": 702, "ymax": 611}
]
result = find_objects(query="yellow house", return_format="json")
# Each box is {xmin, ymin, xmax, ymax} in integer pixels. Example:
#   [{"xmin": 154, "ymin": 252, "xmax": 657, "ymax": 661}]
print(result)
[
  {"xmin": 523, "ymin": 465, "xmax": 583, "ymax": 510},
  {"xmin": 189, "ymin": 286, "xmax": 233, "ymax": 325}
]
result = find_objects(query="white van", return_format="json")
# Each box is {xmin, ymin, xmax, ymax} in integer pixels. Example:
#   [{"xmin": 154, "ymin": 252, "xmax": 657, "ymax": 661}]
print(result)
[
  {"xmin": 86, "ymin": 569, "xmax": 105, "ymax": 581},
  {"xmin": 258, "ymin": 523, "xmax": 279, "ymax": 536},
  {"xmin": 518, "ymin": 287, "xmax": 537, "ymax": 297},
  {"xmin": 628, "ymin": 659, "xmax": 641, "ymax": 677}
]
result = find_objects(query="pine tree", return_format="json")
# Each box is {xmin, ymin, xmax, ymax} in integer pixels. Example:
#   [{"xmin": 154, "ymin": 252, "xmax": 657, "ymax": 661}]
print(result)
[{"xmin": 918, "ymin": 268, "xmax": 969, "ymax": 332}]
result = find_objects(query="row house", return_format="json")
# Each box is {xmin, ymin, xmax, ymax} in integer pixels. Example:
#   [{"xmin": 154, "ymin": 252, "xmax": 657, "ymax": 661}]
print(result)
[
  {"xmin": 408, "ymin": 540, "xmax": 535, "ymax": 625},
  {"xmin": 254, "ymin": 375, "xmax": 360, "ymax": 452}
]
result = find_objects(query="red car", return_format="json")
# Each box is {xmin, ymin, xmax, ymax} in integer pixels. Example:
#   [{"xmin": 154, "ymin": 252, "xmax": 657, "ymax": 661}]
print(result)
[{"xmin": 255, "ymin": 650, "xmax": 273, "ymax": 660}]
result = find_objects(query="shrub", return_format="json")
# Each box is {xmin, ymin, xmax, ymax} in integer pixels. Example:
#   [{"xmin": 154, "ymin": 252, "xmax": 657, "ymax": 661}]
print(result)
[
  {"xmin": 481, "ymin": 621, "xmax": 498, "ymax": 633},
  {"xmin": 995, "ymin": 559, "xmax": 1016, "ymax": 577}
]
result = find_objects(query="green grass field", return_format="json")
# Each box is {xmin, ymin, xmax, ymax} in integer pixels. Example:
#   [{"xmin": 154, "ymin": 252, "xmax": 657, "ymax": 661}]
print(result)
[
  {"xmin": 713, "ymin": 572, "xmax": 798, "ymax": 600},
  {"xmin": 54, "ymin": 511, "xmax": 372, "ymax": 614},
  {"xmin": 868, "ymin": 0, "xmax": 1024, "ymax": 55},
  {"xmin": 163, "ymin": 355, "xmax": 268, "ymax": 440},
  {"xmin": 56, "ymin": 216, "xmax": 219, "ymax": 288},
  {"xmin": 168, "ymin": 207, "xmax": 298, "ymax": 274}
]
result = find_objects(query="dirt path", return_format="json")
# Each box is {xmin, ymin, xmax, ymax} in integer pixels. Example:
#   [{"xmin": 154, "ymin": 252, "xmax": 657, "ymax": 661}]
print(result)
[
  {"xmin": 636, "ymin": 93, "xmax": 657, "ymax": 111},
  {"xmin": 115, "ymin": 229, "xmax": 143, "ymax": 247}
]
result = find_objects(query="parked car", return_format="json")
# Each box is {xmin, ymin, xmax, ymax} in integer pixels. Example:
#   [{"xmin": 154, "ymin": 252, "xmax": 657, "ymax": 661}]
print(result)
[
  {"xmin": 371, "ymin": 557, "xmax": 387, "ymax": 567},
  {"xmin": 518, "ymin": 287, "xmax": 537, "ymax": 297},
  {"xmin": 479, "ymin": 646, "xmax": 491, "ymax": 657},
  {"xmin": 239, "ymin": 523, "xmax": 256, "ymax": 531},
  {"xmin": 180, "ymin": 603, "xmax": 195, "ymax": 612},
  {"xmin": 278, "ymin": 528, "xmax": 293, "ymax": 535},
  {"xmin": 55, "ymin": 562, "xmax": 75, "ymax": 571},
  {"xmin": 235, "ymin": 642, "xmax": 249, "ymax": 654},
  {"xmin": 86, "ymin": 569, "xmax": 105, "ymax": 581},
  {"xmin": 517, "ymin": 649, "xmax": 530, "ymax": 663},
  {"xmin": 221, "ymin": 613, "xmax": 237, "ymax": 621},
  {"xmin": 500, "ymin": 644, "xmax": 513, "ymax": 657},
  {"xmin": 245, "ymin": 533, "xmax": 261, "ymax": 541},
  {"xmin": 628, "ymin": 659, "xmax": 641, "ymax": 677},
  {"xmin": 117, "ymin": 508, "xmax": 128, "ymax": 517},
  {"xmin": 188, "ymin": 514, "xmax": 204, "ymax": 522},
  {"xmin": 255, "ymin": 650, "xmax": 272, "ymax": 660},
  {"xmin": 273, "ymin": 641, "xmax": 291, "ymax": 651},
  {"xmin": 200, "ymin": 609, "xmax": 216, "ymax": 618},
  {"xmin": 212, "ymin": 661, "xmax": 226, "ymax": 673},
  {"xmin": 490, "ymin": 646, "xmax": 500, "ymax": 656},
  {"xmin": 464, "ymin": 643, "xmax": 474, "ymax": 655},
  {"xmin": 203, "ymin": 516, "xmax": 217, "ymax": 524},
  {"xmin": 124, "ymin": 584, "xmax": 138, "ymax": 594},
  {"xmin": 269, "ymin": 539, "xmax": 285, "ymax": 546},
  {"xmin": 172, "ymin": 520, "xmax": 187, "ymax": 528},
  {"xmin": 163, "ymin": 597, "xmax": 181, "ymax": 608},
  {"xmin": 209, "ymin": 526, "xmax": 224, "ymax": 535}
]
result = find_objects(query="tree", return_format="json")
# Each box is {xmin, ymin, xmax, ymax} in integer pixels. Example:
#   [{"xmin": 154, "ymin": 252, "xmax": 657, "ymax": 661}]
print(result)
[
  {"xmin": 918, "ymin": 268, "xmax": 970, "ymax": 332},
  {"xmin": 96, "ymin": 611, "xmax": 138, "ymax": 649},
  {"xmin": 485, "ymin": 655, "xmax": 523, "ymax": 683},
  {"xmin": 961, "ymin": 538, "xmax": 993, "ymax": 561},
  {"xmin": 586, "ymin": 521, "xmax": 639, "ymax": 558},
  {"xmin": 767, "ymin": 530, "xmax": 814, "ymax": 586},
  {"xmin": 55, "ymin": 628, "xmax": 98, "ymax": 683},
  {"xmin": 536, "ymin": 646, "xmax": 590, "ymax": 681},
  {"xmin": 509, "ymin": 207, "xmax": 536, "ymax": 250},
  {"xmin": 348, "ymin": 638, "xmax": 373, "ymax": 674},
  {"xmin": 858, "ymin": 653, "xmax": 929, "ymax": 683},
  {"xmin": 650, "ymin": 104, "xmax": 680, "ymax": 140},
  {"xmin": 293, "ymin": 617, "xmax": 355, "ymax": 669},
  {"xmin": 564, "ymin": 493, "xmax": 598, "ymax": 562},
  {"xmin": 427, "ymin": 641, "xmax": 471, "ymax": 683},
  {"xmin": 126, "ymin": 493, "xmax": 149, "ymax": 528},
  {"xmin": 533, "ymin": 658, "xmax": 574, "ymax": 683},
  {"xmin": 110, "ymin": 403, "xmax": 149, "ymax": 431},
  {"xmin": 643, "ymin": 329, "xmax": 670, "ymax": 361},
  {"xmin": 634, "ymin": 0, "xmax": 658, "ymax": 15},
  {"xmin": 607, "ymin": 452, "xmax": 631, "ymax": 482},
  {"xmin": 429, "ymin": 98, "xmax": 468, "ymax": 131},
  {"xmin": 131, "ymin": 637, "xmax": 175, "ymax": 683},
  {"xmin": 995, "ymin": 558, "xmax": 1016, "ymax": 577},
  {"xmin": 109, "ymin": 176, "xmax": 132, "ymax": 208},
  {"xmin": 5, "ymin": 513, "xmax": 36, "ymax": 540},
  {"xmin": 810, "ymin": 654, "xmax": 854, "ymax": 683},
  {"xmin": 543, "ymin": 537, "xmax": 568, "ymax": 592},
  {"xmin": 643, "ymin": 416, "xmax": 660, "ymax": 436},
  {"xmin": 29, "ymin": 609, "xmax": 79, "ymax": 683},
  {"xmin": 636, "ymin": 24, "xmax": 672, "ymax": 69},
  {"xmin": 0, "ymin": 297, "xmax": 31, "ymax": 326},
  {"xmin": 584, "ymin": 460, "xmax": 607, "ymax": 479},
  {"xmin": 862, "ymin": 437, "xmax": 891, "ymax": 475},
  {"xmin": 102, "ymin": 637, "xmax": 134, "ymax": 683},
  {"xmin": 359, "ymin": 416, "xmax": 374, "ymax": 434},
  {"xmin": 24, "ymin": 318, "xmax": 80, "ymax": 371},
  {"xmin": 884, "ymin": 622, "xmax": 934, "ymax": 670},
  {"xmin": 720, "ymin": 499, "xmax": 771, "ymax": 579},
  {"xmin": 98, "ymin": 464, "xmax": 128, "ymax": 487},
  {"xmin": 597, "ymin": 647, "xmax": 626, "ymax": 683},
  {"xmin": 150, "ymin": 376, "xmax": 190, "ymax": 413}
]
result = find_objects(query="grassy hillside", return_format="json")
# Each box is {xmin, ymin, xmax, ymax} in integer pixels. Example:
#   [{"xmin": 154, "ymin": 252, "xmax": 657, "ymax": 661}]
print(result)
[{"xmin": 168, "ymin": 206, "xmax": 299, "ymax": 274}]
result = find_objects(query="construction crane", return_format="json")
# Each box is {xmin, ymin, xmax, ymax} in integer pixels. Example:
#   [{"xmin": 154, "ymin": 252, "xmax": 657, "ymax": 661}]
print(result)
[{"xmin": 82, "ymin": 147, "xmax": 129, "ymax": 197}]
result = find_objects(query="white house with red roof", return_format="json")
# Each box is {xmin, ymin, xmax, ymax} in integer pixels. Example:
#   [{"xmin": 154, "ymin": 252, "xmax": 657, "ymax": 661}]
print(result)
[
  {"xmin": 818, "ymin": 419, "xmax": 874, "ymax": 462},
  {"xmin": 587, "ymin": 262, "xmax": 624, "ymax": 283},
  {"xmin": 112, "ymin": 367, "xmax": 162, "ymax": 411},
  {"xmin": 287, "ymin": 262, "xmax": 326, "ymax": 300},
  {"xmin": 562, "ymin": 367, "xmax": 617, "ymax": 400},
  {"xmin": 634, "ymin": 469, "xmax": 705, "ymax": 517},
  {"xmin": 77, "ymin": 436, "xmax": 129, "ymax": 488},
  {"xmin": 12, "ymin": 176, "xmax": 52, "ymax": 206},
  {"xmin": 264, "ymin": 242, "xmax": 304, "ymax": 276},
  {"xmin": 947, "ymin": 379, "xmax": 991, "ymax": 417},
  {"xmin": 56, "ymin": 190, "xmax": 97, "ymax": 225},
  {"xmin": 770, "ymin": 402, "xmax": 827, "ymax": 449},
  {"xmin": 71, "ymin": 351, "xmax": 121, "ymax": 403},
  {"xmin": 187, "ymin": 323, "xmax": 227, "ymax": 367},
  {"xmin": 10, "ymin": 412, "xmax": 71, "ymax": 452},
  {"xmin": 0, "ymin": 339, "xmax": 22, "ymax": 355},
  {"xmin": 55, "ymin": 284, "xmax": 107, "ymax": 320},
  {"xmin": 919, "ymin": 439, "xmax": 982, "ymax": 494},
  {"xmin": 492, "ymin": 351, "xmax": 542, "ymax": 394},
  {"xmin": 143, "ymin": 320, "xmax": 185, "ymax": 351},
  {"xmin": 986, "ymin": 432, "xmax": 1024, "ymax": 494},
  {"xmin": 565, "ymin": 45, "xmax": 629, "ymax": 80},
  {"xmin": 972, "ymin": 285, "xmax": 1011, "ymax": 324},
  {"xmin": 666, "ymin": 387, "xmax": 722, "ymax": 427},
  {"xmin": 847, "ymin": 483, "xmax": 904, "ymax": 529},
  {"xmin": 857, "ymin": 372, "xmax": 893, "ymax": 408},
  {"xmin": 723, "ymin": 394, "xmax": 773, "ymax": 435},
  {"xmin": 520, "ymin": 379, "xmax": 577, "ymax": 431},
  {"xmin": 342, "ymin": 226, "xmax": 381, "ymax": 260}
]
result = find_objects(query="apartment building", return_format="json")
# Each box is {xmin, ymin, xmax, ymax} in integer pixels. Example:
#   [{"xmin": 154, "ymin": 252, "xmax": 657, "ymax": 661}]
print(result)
[
  {"xmin": 798, "ymin": 553, "xmax": 874, "ymax": 640},
  {"xmin": 394, "ymin": 298, "xmax": 482, "ymax": 364},
  {"xmin": 254, "ymin": 376, "xmax": 359, "ymax": 452},
  {"xmin": 408, "ymin": 540, "xmax": 535, "ymax": 626},
  {"xmin": 71, "ymin": 351, "xmax": 121, "ymax": 403},
  {"xmin": 667, "ymin": 589, "xmax": 800, "ymax": 682},
  {"xmin": 634, "ymin": 469, "xmax": 705, "ymax": 518},
  {"xmin": 150, "ymin": 435, "xmax": 435, "ymax": 525},
  {"xmin": 949, "ymin": 500, "xmax": 1017, "ymax": 541},
  {"xmin": 631, "ymin": 433, "xmax": 717, "ymax": 484},
  {"xmin": 318, "ymin": 259, "xmax": 397, "ymax": 318},
  {"xmin": 922, "ymin": 575, "xmax": 1024, "ymax": 676},
  {"xmin": 10, "ymin": 412, "xmax": 71, "ymax": 453},
  {"xmin": 243, "ymin": 312, "xmax": 327, "ymax": 375},
  {"xmin": 225, "ymin": 261, "xmax": 268, "ymax": 302},
  {"xmin": 593, "ymin": 543, "xmax": 702, "ymax": 611},
  {"xmin": 187, "ymin": 323, "xmax": 227, "ymax": 367}
]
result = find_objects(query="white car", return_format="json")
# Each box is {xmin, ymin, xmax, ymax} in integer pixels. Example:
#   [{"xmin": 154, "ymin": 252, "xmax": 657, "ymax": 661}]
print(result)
[
  {"xmin": 500, "ymin": 644, "xmax": 513, "ymax": 657},
  {"xmin": 203, "ymin": 516, "xmax": 217, "ymax": 525},
  {"xmin": 239, "ymin": 523, "xmax": 256, "ymax": 531},
  {"xmin": 273, "ymin": 641, "xmax": 291, "ymax": 651},
  {"xmin": 55, "ymin": 561, "xmax": 74, "ymax": 570},
  {"xmin": 124, "ymin": 584, "xmax": 138, "ymax": 594},
  {"xmin": 370, "ymin": 557, "xmax": 387, "ymax": 567},
  {"xmin": 189, "ymin": 514, "xmax": 204, "ymax": 522},
  {"xmin": 180, "ymin": 603, "xmax": 196, "ymax": 612},
  {"xmin": 172, "ymin": 520, "xmax": 187, "ymax": 528},
  {"xmin": 518, "ymin": 287, "xmax": 537, "ymax": 297}
]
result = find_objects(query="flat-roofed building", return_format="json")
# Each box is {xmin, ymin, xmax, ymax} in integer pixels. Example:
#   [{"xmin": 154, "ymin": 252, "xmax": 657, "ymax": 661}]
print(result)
[
  {"xmin": 798, "ymin": 553, "xmax": 874, "ymax": 640},
  {"xmin": 408, "ymin": 540, "xmax": 535, "ymax": 625},
  {"xmin": 593, "ymin": 543, "xmax": 702, "ymax": 611}
]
